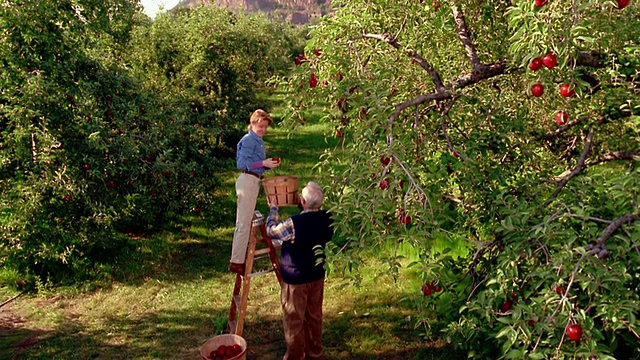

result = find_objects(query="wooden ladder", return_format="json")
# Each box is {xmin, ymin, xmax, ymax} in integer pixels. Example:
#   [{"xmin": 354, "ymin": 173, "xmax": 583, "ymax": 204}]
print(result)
[{"xmin": 227, "ymin": 211, "xmax": 282, "ymax": 336}]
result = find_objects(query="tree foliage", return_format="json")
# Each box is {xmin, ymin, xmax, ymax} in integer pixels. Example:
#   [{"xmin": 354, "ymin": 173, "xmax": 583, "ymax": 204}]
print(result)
[
  {"xmin": 279, "ymin": 0, "xmax": 640, "ymax": 358},
  {"xmin": 0, "ymin": 1, "xmax": 303, "ymax": 286}
]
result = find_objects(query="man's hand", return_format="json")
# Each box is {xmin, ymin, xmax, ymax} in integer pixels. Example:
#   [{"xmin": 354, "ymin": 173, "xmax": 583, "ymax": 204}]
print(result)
[{"xmin": 267, "ymin": 196, "xmax": 279, "ymax": 209}]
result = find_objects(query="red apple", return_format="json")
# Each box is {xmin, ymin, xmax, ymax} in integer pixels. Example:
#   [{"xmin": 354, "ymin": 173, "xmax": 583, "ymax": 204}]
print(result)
[
  {"xmin": 335, "ymin": 72, "xmax": 344, "ymax": 82},
  {"xmin": 422, "ymin": 283, "xmax": 433, "ymax": 296},
  {"xmin": 359, "ymin": 108, "xmax": 367, "ymax": 120},
  {"xmin": 500, "ymin": 300, "xmax": 512, "ymax": 312},
  {"xmin": 555, "ymin": 285, "xmax": 564, "ymax": 295},
  {"xmin": 535, "ymin": 0, "xmax": 548, "ymax": 6},
  {"xmin": 321, "ymin": 80, "xmax": 328, "ymax": 86},
  {"xmin": 380, "ymin": 156, "xmax": 391, "ymax": 165},
  {"xmin": 432, "ymin": 0, "xmax": 440, "ymax": 11},
  {"xmin": 399, "ymin": 212, "xmax": 411, "ymax": 225},
  {"xmin": 272, "ymin": 157, "xmax": 280, "ymax": 164},
  {"xmin": 380, "ymin": 178, "xmax": 390, "ymax": 190},
  {"xmin": 528, "ymin": 319, "xmax": 536, "ymax": 327},
  {"xmin": 566, "ymin": 324, "xmax": 582, "ymax": 342},
  {"xmin": 314, "ymin": 49, "xmax": 322, "ymax": 56},
  {"xmin": 63, "ymin": 195, "xmax": 73, "ymax": 202},
  {"xmin": 529, "ymin": 57, "xmax": 543, "ymax": 71},
  {"xmin": 555, "ymin": 111, "xmax": 568, "ymax": 125},
  {"xmin": 140, "ymin": 104, "xmax": 145, "ymax": 110},
  {"xmin": 337, "ymin": 98, "xmax": 347, "ymax": 113},
  {"xmin": 217, "ymin": 345, "xmax": 226, "ymax": 356},
  {"xmin": 560, "ymin": 83, "xmax": 575, "ymax": 97},
  {"xmin": 616, "ymin": 0, "xmax": 629, "ymax": 9},
  {"xmin": 225, "ymin": 345, "xmax": 234, "ymax": 357},
  {"xmin": 84, "ymin": 164, "xmax": 90, "ymax": 170},
  {"xmin": 542, "ymin": 52, "xmax": 557, "ymax": 69},
  {"xmin": 531, "ymin": 83, "xmax": 544, "ymax": 97},
  {"xmin": 106, "ymin": 96, "xmax": 113, "ymax": 102},
  {"xmin": 336, "ymin": 129, "xmax": 343, "ymax": 138},
  {"xmin": 309, "ymin": 73, "xmax": 318, "ymax": 88}
]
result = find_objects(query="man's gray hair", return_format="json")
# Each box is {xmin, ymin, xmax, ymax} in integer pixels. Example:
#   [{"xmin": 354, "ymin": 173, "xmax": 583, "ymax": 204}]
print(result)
[{"xmin": 301, "ymin": 181, "xmax": 323, "ymax": 209}]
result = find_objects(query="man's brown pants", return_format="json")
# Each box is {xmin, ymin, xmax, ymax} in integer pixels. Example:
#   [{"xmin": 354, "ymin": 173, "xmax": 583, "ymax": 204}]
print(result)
[{"xmin": 281, "ymin": 278, "xmax": 325, "ymax": 360}]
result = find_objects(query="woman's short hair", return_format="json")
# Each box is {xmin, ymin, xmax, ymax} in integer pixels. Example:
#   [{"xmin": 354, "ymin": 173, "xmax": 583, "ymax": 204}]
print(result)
[
  {"xmin": 249, "ymin": 109, "xmax": 273, "ymax": 127},
  {"xmin": 301, "ymin": 181, "xmax": 323, "ymax": 209}
]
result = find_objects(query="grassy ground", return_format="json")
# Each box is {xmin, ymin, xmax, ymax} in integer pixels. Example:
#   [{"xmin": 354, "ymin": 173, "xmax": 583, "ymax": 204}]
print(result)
[{"xmin": 0, "ymin": 95, "xmax": 462, "ymax": 359}]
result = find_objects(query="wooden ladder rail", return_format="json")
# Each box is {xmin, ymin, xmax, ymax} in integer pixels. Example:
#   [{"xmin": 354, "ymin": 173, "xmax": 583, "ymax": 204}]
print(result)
[{"xmin": 227, "ymin": 211, "xmax": 282, "ymax": 336}]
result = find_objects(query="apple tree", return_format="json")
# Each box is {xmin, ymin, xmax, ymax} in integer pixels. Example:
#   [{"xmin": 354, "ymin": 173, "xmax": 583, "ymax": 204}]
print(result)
[{"xmin": 278, "ymin": 0, "xmax": 639, "ymax": 358}]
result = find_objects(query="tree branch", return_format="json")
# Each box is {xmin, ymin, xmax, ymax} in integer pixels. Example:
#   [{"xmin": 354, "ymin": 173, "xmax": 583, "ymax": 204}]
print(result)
[
  {"xmin": 536, "ymin": 116, "xmax": 591, "ymax": 141},
  {"xmin": 589, "ymin": 151, "xmax": 640, "ymax": 165},
  {"xmin": 543, "ymin": 130, "xmax": 594, "ymax": 208},
  {"xmin": 353, "ymin": 33, "xmax": 446, "ymax": 91},
  {"xmin": 595, "ymin": 211, "xmax": 640, "ymax": 246},
  {"xmin": 452, "ymin": 6, "xmax": 480, "ymax": 68}
]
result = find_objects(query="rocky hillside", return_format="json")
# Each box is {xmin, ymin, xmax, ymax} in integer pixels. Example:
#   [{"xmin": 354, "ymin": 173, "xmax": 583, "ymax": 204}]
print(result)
[{"xmin": 172, "ymin": 0, "xmax": 332, "ymax": 25}]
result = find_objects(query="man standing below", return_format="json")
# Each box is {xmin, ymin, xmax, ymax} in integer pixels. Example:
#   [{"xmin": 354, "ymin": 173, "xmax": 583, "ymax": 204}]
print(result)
[{"xmin": 266, "ymin": 181, "xmax": 334, "ymax": 360}]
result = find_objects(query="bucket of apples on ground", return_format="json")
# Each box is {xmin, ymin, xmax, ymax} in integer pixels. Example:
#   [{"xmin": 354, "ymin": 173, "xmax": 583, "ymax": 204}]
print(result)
[{"xmin": 200, "ymin": 334, "xmax": 246, "ymax": 360}]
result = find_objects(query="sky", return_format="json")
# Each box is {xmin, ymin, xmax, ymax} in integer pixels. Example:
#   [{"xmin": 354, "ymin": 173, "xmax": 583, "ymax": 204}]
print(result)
[{"xmin": 139, "ymin": 0, "xmax": 181, "ymax": 18}]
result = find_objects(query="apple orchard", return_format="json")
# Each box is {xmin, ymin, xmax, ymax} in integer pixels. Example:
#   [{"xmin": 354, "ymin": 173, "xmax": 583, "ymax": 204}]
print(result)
[
  {"xmin": 278, "ymin": 0, "xmax": 639, "ymax": 358},
  {"xmin": 1, "ymin": 0, "xmax": 639, "ymax": 359}
]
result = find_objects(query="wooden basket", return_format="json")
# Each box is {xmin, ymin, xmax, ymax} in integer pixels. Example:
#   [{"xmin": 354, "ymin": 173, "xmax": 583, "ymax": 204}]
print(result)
[
  {"xmin": 200, "ymin": 334, "xmax": 247, "ymax": 360},
  {"xmin": 262, "ymin": 175, "xmax": 300, "ymax": 207}
]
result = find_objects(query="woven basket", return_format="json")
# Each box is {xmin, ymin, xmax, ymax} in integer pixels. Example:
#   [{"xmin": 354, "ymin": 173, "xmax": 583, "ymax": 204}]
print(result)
[
  {"xmin": 200, "ymin": 334, "xmax": 247, "ymax": 360},
  {"xmin": 262, "ymin": 175, "xmax": 300, "ymax": 207}
]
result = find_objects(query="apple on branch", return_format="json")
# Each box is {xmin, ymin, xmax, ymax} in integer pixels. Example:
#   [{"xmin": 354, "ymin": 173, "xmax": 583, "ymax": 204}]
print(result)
[
  {"xmin": 616, "ymin": 0, "xmax": 629, "ymax": 9},
  {"xmin": 531, "ymin": 83, "xmax": 544, "ymax": 97},
  {"xmin": 555, "ymin": 111, "xmax": 568, "ymax": 125},
  {"xmin": 566, "ymin": 324, "xmax": 583, "ymax": 342},
  {"xmin": 560, "ymin": 83, "xmax": 575, "ymax": 97},
  {"xmin": 529, "ymin": 57, "xmax": 543, "ymax": 71},
  {"xmin": 309, "ymin": 73, "xmax": 318, "ymax": 88},
  {"xmin": 542, "ymin": 52, "xmax": 557, "ymax": 69}
]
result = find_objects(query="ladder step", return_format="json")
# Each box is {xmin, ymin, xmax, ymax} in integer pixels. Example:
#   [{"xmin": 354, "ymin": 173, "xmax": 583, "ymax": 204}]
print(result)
[
  {"xmin": 248, "ymin": 268, "xmax": 276, "ymax": 277},
  {"xmin": 254, "ymin": 248, "xmax": 272, "ymax": 256}
]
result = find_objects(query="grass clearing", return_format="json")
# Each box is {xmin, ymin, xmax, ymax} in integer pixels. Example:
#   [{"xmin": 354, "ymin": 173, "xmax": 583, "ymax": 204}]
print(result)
[{"xmin": 0, "ymin": 94, "xmax": 463, "ymax": 359}]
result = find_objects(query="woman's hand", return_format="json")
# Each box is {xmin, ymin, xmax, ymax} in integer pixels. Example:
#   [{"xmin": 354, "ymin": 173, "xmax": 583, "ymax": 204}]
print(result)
[{"xmin": 263, "ymin": 158, "xmax": 281, "ymax": 169}]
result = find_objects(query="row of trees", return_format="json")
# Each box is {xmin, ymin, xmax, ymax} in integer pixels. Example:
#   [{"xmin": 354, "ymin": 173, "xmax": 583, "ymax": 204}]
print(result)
[
  {"xmin": 0, "ymin": 1, "xmax": 305, "ymax": 285},
  {"xmin": 279, "ymin": 0, "xmax": 639, "ymax": 358}
]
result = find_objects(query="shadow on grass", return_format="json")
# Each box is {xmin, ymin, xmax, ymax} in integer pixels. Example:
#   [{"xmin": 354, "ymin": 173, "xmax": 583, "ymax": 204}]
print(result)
[
  {"xmin": 3, "ymin": 216, "xmax": 459, "ymax": 360},
  {"xmin": 4, "ymin": 307, "xmax": 228, "ymax": 360}
]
